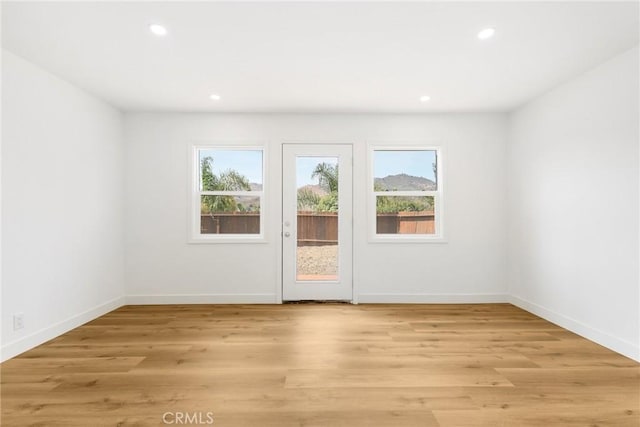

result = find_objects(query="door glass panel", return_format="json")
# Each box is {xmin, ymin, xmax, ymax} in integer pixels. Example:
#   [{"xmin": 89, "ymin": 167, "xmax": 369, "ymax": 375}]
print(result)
[{"xmin": 296, "ymin": 157, "xmax": 339, "ymax": 281}]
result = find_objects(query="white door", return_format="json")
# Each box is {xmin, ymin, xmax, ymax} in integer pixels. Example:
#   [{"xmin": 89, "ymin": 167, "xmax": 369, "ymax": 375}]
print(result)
[{"xmin": 282, "ymin": 144, "xmax": 353, "ymax": 301}]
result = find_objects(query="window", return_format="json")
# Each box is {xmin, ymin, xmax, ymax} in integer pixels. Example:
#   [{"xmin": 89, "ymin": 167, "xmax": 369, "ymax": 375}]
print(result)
[
  {"xmin": 191, "ymin": 146, "xmax": 265, "ymax": 242},
  {"xmin": 370, "ymin": 146, "xmax": 443, "ymax": 240}
]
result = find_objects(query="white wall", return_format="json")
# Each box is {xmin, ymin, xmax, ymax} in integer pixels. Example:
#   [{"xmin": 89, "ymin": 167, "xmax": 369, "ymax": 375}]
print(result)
[
  {"xmin": 2, "ymin": 44, "xmax": 637, "ymax": 362},
  {"xmin": 124, "ymin": 113, "xmax": 508, "ymax": 303},
  {"xmin": 1, "ymin": 50, "xmax": 126, "ymax": 361},
  {"xmin": 508, "ymin": 46, "xmax": 639, "ymax": 360}
]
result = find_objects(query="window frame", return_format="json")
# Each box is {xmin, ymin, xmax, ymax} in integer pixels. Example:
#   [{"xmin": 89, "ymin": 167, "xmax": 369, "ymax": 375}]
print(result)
[
  {"xmin": 368, "ymin": 144, "xmax": 445, "ymax": 242},
  {"xmin": 189, "ymin": 144, "xmax": 267, "ymax": 244}
]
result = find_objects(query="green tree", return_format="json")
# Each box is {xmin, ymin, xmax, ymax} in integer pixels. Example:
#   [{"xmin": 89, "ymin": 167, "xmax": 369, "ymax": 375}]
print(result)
[
  {"xmin": 200, "ymin": 156, "xmax": 252, "ymax": 214},
  {"xmin": 316, "ymin": 192, "xmax": 338, "ymax": 212},
  {"xmin": 376, "ymin": 196, "xmax": 432, "ymax": 214},
  {"xmin": 312, "ymin": 163, "xmax": 338, "ymax": 193},
  {"xmin": 311, "ymin": 162, "xmax": 339, "ymax": 212},
  {"xmin": 375, "ymin": 180, "xmax": 433, "ymax": 214},
  {"xmin": 297, "ymin": 188, "xmax": 321, "ymax": 211}
]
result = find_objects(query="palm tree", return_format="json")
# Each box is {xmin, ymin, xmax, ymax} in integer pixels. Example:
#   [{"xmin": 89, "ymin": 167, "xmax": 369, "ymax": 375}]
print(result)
[
  {"xmin": 310, "ymin": 162, "xmax": 339, "ymax": 213},
  {"xmin": 312, "ymin": 162, "xmax": 338, "ymax": 194},
  {"xmin": 200, "ymin": 156, "xmax": 251, "ymax": 214}
]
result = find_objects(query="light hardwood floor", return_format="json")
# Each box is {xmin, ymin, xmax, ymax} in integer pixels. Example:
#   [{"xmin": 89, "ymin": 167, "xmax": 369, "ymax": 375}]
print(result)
[{"xmin": 1, "ymin": 304, "xmax": 638, "ymax": 426}]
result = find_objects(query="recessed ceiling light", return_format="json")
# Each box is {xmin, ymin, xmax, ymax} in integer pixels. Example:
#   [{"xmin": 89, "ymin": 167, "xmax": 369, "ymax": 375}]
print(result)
[
  {"xmin": 209, "ymin": 93, "xmax": 221, "ymax": 101},
  {"xmin": 149, "ymin": 24, "xmax": 168, "ymax": 37},
  {"xmin": 419, "ymin": 95, "xmax": 431, "ymax": 103},
  {"xmin": 477, "ymin": 28, "xmax": 495, "ymax": 40}
]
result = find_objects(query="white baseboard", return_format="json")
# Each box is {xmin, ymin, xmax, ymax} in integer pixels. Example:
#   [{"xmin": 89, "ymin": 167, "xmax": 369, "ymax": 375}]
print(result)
[
  {"xmin": 509, "ymin": 295, "xmax": 640, "ymax": 362},
  {"xmin": 126, "ymin": 294, "xmax": 278, "ymax": 305},
  {"xmin": 358, "ymin": 293, "xmax": 509, "ymax": 303},
  {"xmin": 1, "ymin": 296, "xmax": 125, "ymax": 362}
]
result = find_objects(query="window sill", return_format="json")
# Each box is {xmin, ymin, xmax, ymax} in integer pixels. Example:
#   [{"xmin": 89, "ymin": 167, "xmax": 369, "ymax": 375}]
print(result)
[
  {"xmin": 188, "ymin": 236, "xmax": 268, "ymax": 244},
  {"xmin": 368, "ymin": 236, "xmax": 448, "ymax": 244}
]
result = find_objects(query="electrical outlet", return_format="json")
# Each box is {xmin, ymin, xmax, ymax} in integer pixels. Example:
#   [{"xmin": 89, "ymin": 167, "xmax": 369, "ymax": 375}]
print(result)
[{"xmin": 13, "ymin": 313, "xmax": 24, "ymax": 331}]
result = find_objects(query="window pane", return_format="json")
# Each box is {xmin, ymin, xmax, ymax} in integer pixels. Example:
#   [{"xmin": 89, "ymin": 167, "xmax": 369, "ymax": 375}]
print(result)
[
  {"xmin": 200, "ymin": 196, "xmax": 260, "ymax": 234},
  {"xmin": 296, "ymin": 157, "xmax": 339, "ymax": 281},
  {"xmin": 199, "ymin": 149, "xmax": 263, "ymax": 191},
  {"xmin": 374, "ymin": 150, "xmax": 437, "ymax": 191},
  {"xmin": 376, "ymin": 196, "xmax": 435, "ymax": 234}
]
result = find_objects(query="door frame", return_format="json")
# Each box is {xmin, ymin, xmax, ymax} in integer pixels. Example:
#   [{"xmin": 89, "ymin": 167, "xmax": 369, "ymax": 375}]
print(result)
[{"xmin": 281, "ymin": 143, "xmax": 353, "ymax": 302}]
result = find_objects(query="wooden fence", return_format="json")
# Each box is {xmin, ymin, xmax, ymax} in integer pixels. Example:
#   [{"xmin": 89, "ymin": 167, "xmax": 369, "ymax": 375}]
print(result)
[
  {"xmin": 297, "ymin": 212, "xmax": 338, "ymax": 246},
  {"xmin": 376, "ymin": 211, "xmax": 435, "ymax": 234},
  {"xmin": 201, "ymin": 211, "xmax": 435, "ymax": 240},
  {"xmin": 201, "ymin": 213, "xmax": 260, "ymax": 234}
]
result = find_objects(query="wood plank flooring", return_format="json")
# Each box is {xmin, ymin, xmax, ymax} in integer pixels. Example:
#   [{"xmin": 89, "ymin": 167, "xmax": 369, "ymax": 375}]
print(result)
[{"xmin": 1, "ymin": 304, "xmax": 638, "ymax": 426}]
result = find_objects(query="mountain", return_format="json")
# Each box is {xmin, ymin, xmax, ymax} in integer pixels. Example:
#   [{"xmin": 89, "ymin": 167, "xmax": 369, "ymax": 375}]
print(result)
[
  {"xmin": 249, "ymin": 183, "xmax": 263, "ymax": 191},
  {"xmin": 374, "ymin": 174, "xmax": 436, "ymax": 191}
]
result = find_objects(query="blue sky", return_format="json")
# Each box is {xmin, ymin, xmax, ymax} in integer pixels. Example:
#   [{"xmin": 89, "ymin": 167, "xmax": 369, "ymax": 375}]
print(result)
[
  {"xmin": 199, "ymin": 149, "xmax": 436, "ymax": 186},
  {"xmin": 296, "ymin": 157, "xmax": 338, "ymax": 187},
  {"xmin": 200, "ymin": 149, "xmax": 263, "ymax": 184},
  {"xmin": 374, "ymin": 150, "xmax": 436, "ymax": 181}
]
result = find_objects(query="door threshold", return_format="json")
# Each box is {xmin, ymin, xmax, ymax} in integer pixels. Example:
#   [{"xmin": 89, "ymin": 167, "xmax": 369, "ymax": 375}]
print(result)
[{"xmin": 283, "ymin": 300, "xmax": 352, "ymax": 304}]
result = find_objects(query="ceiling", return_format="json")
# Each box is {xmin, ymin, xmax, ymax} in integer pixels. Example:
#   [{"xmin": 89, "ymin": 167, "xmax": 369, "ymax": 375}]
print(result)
[{"xmin": 2, "ymin": 1, "xmax": 638, "ymax": 113}]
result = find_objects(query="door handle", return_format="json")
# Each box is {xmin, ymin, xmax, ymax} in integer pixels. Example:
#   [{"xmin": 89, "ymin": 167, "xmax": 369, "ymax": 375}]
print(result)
[{"xmin": 284, "ymin": 232, "xmax": 291, "ymax": 237}]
